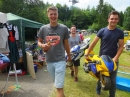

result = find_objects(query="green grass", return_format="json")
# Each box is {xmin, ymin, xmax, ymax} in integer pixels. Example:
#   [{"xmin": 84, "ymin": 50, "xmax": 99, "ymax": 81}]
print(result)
[{"xmin": 50, "ymin": 34, "xmax": 130, "ymax": 97}]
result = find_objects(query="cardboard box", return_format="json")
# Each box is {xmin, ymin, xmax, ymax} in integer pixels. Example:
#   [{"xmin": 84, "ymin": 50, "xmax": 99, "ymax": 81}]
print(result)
[
  {"xmin": 43, "ymin": 61, "xmax": 46, "ymax": 66},
  {"xmin": 18, "ymin": 57, "xmax": 23, "ymax": 63}
]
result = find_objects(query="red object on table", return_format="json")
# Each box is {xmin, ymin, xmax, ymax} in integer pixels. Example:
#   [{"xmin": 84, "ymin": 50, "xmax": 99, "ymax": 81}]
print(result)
[{"xmin": 0, "ymin": 63, "xmax": 9, "ymax": 70}]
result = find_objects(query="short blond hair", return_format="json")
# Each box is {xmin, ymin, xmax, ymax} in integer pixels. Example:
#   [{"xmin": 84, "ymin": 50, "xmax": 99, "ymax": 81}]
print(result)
[
  {"xmin": 47, "ymin": 6, "xmax": 58, "ymax": 13},
  {"xmin": 70, "ymin": 25, "xmax": 76, "ymax": 29}
]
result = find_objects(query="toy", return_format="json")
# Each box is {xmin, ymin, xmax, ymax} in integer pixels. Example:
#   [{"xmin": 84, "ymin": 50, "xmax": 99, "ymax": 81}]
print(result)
[
  {"xmin": 83, "ymin": 49, "xmax": 117, "ymax": 90},
  {"xmin": 66, "ymin": 37, "xmax": 91, "ymax": 66}
]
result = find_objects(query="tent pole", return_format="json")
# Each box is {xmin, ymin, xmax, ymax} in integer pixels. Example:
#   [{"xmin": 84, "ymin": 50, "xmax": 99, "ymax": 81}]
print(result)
[{"xmin": 20, "ymin": 19, "xmax": 23, "ymax": 42}]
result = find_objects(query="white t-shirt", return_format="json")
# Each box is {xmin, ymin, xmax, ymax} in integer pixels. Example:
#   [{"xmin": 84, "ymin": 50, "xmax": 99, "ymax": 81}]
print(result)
[
  {"xmin": 0, "ymin": 28, "xmax": 9, "ymax": 48},
  {"xmin": 0, "ymin": 28, "xmax": 10, "ymax": 53}
]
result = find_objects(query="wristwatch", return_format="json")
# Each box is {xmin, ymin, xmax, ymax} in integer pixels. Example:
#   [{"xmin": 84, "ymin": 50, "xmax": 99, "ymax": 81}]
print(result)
[{"xmin": 85, "ymin": 54, "xmax": 89, "ymax": 56}]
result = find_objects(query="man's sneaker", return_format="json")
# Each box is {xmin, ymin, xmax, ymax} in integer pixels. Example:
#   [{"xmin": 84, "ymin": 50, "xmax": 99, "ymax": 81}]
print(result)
[
  {"xmin": 96, "ymin": 85, "xmax": 101, "ymax": 95},
  {"xmin": 74, "ymin": 77, "xmax": 78, "ymax": 82},
  {"xmin": 71, "ymin": 71, "xmax": 74, "ymax": 77}
]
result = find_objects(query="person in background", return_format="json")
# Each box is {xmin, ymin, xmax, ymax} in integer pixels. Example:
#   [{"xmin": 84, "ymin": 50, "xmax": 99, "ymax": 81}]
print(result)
[
  {"xmin": 68, "ymin": 25, "xmax": 81, "ymax": 82},
  {"xmin": 79, "ymin": 31, "xmax": 84, "ymax": 41},
  {"xmin": 85, "ymin": 10, "xmax": 124, "ymax": 97},
  {"xmin": 37, "ymin": 6, "xmax": 71, "ymax": 97}
]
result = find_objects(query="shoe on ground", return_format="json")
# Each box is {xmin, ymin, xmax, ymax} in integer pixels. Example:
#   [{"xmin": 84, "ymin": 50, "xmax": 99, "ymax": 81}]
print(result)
[
  {"xmin": 74, "ymin": 77, "xmax": 78, "ymax": 82},
  {"xmin": 96, "ymin": 85, "xmax": 101, "ymax": 95},
  {"xmin": 71, "ymin": 71, "xmax": 74, "ymax": 77}
]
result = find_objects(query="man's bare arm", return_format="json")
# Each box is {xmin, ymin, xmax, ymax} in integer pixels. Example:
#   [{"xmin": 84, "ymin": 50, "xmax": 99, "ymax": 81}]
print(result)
[
  {"xmin": 64, "ymin": 39, "xmax": 71, "ymax": 61},
  {"xmin": 113, "ymin": 39, "xmax": 124, "ymax": 62}
]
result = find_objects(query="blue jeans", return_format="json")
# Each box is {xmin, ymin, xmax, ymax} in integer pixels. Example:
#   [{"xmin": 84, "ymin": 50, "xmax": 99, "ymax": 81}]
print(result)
[
  {"xmin": 46, "ymin": 61, "xmax": 66, "ymax": 88},
  {"xmin": 97, "ymin": 62, "xmax": 119, "ymax": 97}
]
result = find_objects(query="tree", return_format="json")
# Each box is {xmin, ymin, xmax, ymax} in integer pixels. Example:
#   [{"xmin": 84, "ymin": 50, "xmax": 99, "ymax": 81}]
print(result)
[
  {"xmin": 118, "ymin": 11, "xmax": 124, "ymax": 27},
  {"xmin": 96, "ymin": 0, "xmax": 114, "ymax": 30},
  {"xmin": 123, "ymin": 6, "xmax": 130, "ymax": 30},
  {"xmin": 86, "ymin": 7, "xmax": 98, "ymax": 30},
  {"xmin": 70, "ymin": 7, "xmax": 87, "ymax": 29},
  {"xmin": 19, "ymin": 0, "xmax": 47, "ymax": 23},
  {"xmin": 89, "ymin": 23, "xmax": 99, "ymax": 31},
  {"xmin": 0, "ymin": 0, "xmax": 24, "ymax": 14}
]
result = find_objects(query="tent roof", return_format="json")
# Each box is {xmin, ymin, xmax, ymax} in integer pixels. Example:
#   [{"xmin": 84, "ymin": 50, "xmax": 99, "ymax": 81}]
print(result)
[{"xmin": 7, "ymin": 13, "xmax": 43, "ymax": 28}]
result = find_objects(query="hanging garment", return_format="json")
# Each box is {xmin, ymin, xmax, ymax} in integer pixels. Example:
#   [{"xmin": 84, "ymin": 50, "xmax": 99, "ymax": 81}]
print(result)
[
  {"xmin": 7, "ymin": 24, "xmax": 19, "ymax": 63},
  {"xmin": 0, "ymin": 25, "xmax": 10, "ymax": 53},
  {"xmin": 14, "ymin": 26, "xmax": 19, "ymax": 40},
  {"xmin": 7, "ymin": 24, "xmax": 15, "ymax": 42},
  {"xmin": 0, "ymin": 28, "xmax": 9, "ymax": 48}
]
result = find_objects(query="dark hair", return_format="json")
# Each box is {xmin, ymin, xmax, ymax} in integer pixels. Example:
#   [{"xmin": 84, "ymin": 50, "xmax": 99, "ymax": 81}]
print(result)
[{"xmin": 108, "ymin": 10, "xmax": 120, "ymax": 18}]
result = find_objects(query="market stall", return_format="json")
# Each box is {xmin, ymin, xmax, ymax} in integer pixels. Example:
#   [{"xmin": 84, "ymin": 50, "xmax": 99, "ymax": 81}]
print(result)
[
  {"xmin": 1, "ymin": 12, "xmax": 44, "ymax": 79},
  {"xmin": 7, "ymin": 13, "xmax": 44, "ymax": 72}
]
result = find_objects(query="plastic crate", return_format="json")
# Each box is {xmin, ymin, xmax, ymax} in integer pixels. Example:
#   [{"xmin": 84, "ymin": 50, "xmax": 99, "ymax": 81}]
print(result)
[{"xmin": 116, "ymin": 71, "xmax": 130, "ymax": 92}]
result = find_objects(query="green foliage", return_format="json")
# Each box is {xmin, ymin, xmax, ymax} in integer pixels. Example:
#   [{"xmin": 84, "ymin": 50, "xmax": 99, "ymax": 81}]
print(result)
[
  {"xmin": 96, "ymin": 0, "xmax": 115, "ymax": 29},
  {"xmin": 117, "ymin": 25, "xmax": 125, "ymax": 31},
  {"xmin": 70, "ymin": 8, "xmax": 88, "ymax": 29},
  {"xmin": 123, "ymin": 6, "xmax": 130, "ymax": 30},
  {"xmin": 89, "ymin": 23, "xmax": 99, "ymax": 31},
  {"xmin": 118, "ymin": 11, "xmax": 124, "ymax": 26},
  {"xmin": 66, "ymin": 20, "xmax": 73, "ymax": 28},
  {"xmin": 0, "ymin": 0, "xmax": 24, "ymax": 14},
  {"xmin": 19, "ymin": 0, "xmax": 47, "ymax": 23},
  {"xmin": 0, "ymin": 0, "xmax": 130, "ymax": 37}
]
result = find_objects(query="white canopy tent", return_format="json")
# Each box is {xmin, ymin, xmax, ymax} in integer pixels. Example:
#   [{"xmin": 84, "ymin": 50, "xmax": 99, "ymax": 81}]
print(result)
[{"xmin": 0, "ymin": 12, "xmax": 7, "ymax": 23}]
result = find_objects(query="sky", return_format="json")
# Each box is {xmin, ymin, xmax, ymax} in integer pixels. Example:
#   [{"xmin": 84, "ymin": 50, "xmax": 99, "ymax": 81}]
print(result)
[{"xmin": 42, "ymin": 0, "xmax": 130, "ymax": 12}]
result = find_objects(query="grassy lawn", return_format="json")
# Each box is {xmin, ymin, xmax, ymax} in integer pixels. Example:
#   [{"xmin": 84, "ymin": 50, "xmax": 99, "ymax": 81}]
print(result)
[{"xmin": 50, "ymin": 34, "xmax": 130, "ymax": 97}]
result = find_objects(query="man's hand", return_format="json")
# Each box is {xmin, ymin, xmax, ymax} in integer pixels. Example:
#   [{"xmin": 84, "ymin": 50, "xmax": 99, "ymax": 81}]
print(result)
[
  {"xmin": 84, "ymin": 54, "xmax": 91, "ymax": 61},
  {"xmin": 67, "ymin": 56, "xmax": 71, "ymax": 62},
  {"xmin": 112, "ymin": 57, "xmax": 118, "ymax": 62},
  {"xmin": 41, "ymin": 43, "xmax": 51, "ymax": 52}
]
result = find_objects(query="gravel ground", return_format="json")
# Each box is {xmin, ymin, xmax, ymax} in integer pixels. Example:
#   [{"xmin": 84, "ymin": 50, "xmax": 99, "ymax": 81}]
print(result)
[{"xmin": 0, "ymin": 66, "xmax": 54, "ymax": 97}]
